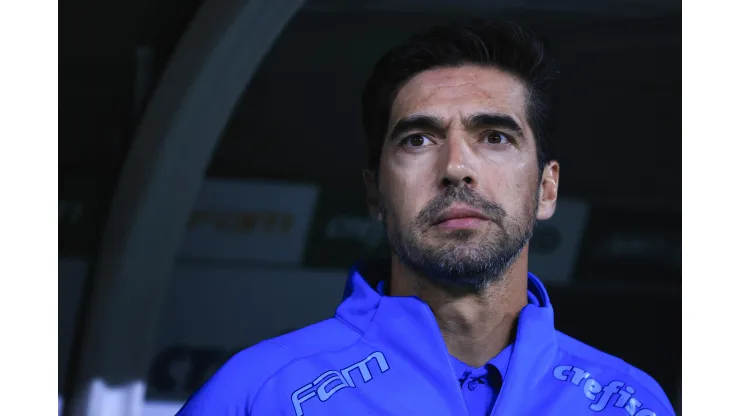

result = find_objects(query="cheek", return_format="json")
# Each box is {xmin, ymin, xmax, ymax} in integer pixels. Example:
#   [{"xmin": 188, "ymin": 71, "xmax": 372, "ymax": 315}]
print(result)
[
  {"xmin": 516, "ymin": 175, "xmax": 541, "ymax": 215},
  {"xmin": 380, "ymin": 167, "xmax": 430, "ymax": 224},
  {"xmin": 484, "ymin": 165, "xmax": 537, "ymax": 212}
]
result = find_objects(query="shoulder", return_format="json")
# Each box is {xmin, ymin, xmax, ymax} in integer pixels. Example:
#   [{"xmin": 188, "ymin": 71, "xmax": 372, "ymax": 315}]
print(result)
[
  {"xmin": 176, "ymin": 318, "xmax": 358, "ymax": 415},
  {"xmin": 174, "ymin": 339, "xmax": 292, "ymax": 415},
  {"xmin": 554, "ymin": 331, "xmax": 676, "ymax": 415}
]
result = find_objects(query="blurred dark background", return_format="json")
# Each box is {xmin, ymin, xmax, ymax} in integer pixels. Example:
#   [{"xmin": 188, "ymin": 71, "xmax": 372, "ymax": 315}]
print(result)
[{"xmin": 59, "ymin": 0, "xmax": 681, "ymax": 413}]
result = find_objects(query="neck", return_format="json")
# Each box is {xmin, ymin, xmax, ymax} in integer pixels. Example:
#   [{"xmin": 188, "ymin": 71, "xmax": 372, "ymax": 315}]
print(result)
[{"xmin": 388, "ymin": 248, "xmax": 530, "ymax": 367}]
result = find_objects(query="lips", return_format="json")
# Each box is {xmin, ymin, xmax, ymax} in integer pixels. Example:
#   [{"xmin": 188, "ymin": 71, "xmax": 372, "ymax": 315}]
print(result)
[{"xmin": 433, "ymin": 205, "xmax": 491, "ymax": 225}]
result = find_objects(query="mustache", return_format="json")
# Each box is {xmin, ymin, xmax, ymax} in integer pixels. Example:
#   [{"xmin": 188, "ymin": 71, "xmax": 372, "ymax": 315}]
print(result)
[{"xmin": 414, "ymin": 187, "xmax": 506, "ymax": 227}]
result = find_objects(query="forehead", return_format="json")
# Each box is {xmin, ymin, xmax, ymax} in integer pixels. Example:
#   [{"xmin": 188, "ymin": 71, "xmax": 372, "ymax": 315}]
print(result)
[{"xmin": 389, "ymin": 65, "xmax": 529, "ymax": 131}]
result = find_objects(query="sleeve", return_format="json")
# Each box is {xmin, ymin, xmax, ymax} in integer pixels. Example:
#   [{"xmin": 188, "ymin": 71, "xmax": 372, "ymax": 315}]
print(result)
[{"xmin": 175, "ymin": 341, "xmax": 293, "ymax": 416}]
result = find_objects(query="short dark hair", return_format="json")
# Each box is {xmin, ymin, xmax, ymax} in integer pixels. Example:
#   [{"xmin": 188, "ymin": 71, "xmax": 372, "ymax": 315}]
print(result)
[{"xmin": 361, "ymin": 20, "xmax": 558, "ymax": 173}]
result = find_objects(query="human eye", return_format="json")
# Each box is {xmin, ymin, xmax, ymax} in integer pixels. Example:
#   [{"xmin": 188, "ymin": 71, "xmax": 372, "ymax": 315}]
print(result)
[
  {"xmin": 399, "ymin": 133, "xmax": 434, "ymax": 148},
  {"xmin": 482, "ymin": 131, "xmax": 513, "ymax": 146}
]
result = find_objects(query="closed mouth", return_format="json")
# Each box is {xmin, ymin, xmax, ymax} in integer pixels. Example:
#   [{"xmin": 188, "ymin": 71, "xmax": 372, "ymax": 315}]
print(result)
[{"xmin": 433, "ymin": 205, "xmax": 491, "ymax": 225}]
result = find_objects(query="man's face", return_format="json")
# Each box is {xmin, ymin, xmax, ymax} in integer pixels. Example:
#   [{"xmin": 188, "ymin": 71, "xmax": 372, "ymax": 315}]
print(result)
[{"xmin": 372, "ymin": 65, "xmax": 550, "ymax": 291}]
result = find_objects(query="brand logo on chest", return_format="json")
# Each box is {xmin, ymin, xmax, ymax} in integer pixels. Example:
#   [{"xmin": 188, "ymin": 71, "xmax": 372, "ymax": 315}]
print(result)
[
  {"xmin": 553, "ymin": 365, "xmax": 655, "ymax": 415},
  {"xmin": 291, "ymin": 351, "xmax": 390, "ymax": 416}
]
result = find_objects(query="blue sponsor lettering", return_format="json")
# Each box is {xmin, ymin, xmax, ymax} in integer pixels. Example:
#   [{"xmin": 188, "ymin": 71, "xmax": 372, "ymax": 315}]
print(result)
[
  {"xmin": 552, "ymin": 365, "xmax": 655, "ymax": 415},
  {"xmin": 291, "ymin": 352, "xmax": 390, "ymax": 416}
]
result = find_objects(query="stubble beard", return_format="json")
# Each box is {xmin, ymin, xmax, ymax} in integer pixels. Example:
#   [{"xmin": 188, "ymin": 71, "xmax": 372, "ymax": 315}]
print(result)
[{"xmin": 380, "ymin": 186, "xmax": 539, "ymax": 294}]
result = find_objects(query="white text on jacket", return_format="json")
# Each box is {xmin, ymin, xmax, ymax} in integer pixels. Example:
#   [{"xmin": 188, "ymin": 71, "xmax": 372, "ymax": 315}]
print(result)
[
  {"xmin": 291, "ymin": 351, "xmax": 390, "ymax": 416},
  {"xmin": 553, "ymin": 365, "xmax": 656, "ymax": 415}
]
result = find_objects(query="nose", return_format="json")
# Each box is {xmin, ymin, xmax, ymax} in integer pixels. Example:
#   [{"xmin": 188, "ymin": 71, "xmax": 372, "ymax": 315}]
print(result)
[{"xmin": 440, "ymin": 137, "xmax": 477, "ymax": 188}]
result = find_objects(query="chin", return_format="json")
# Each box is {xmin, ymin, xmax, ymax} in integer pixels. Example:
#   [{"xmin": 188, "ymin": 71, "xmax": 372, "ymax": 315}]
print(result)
[
  {"xmin": 413, "ymin": 244, "xmax": 498, "ymax": 275},
  {"xmin": 427, "ymin": 228, "xmax": 484, "ymax": 244},
  {"xmin": 402, "ymin": 238, "xmax": 526, "ymax": 291},
  {"xmin": 440, "ymin": 229, "xmax": 479, "ymax": 241},
  {"xmin": 420, "ymin": 264, "xmax": 499, "ymax": 294}
]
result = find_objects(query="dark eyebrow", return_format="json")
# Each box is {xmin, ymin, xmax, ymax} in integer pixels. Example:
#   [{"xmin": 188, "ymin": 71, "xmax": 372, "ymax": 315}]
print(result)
[
  {"xmin": 387, "ymin": 112, "xmax": 525, "ymax": 142},
  {"xmin": 386, "ymin": 115, "xmax": 446, "ymax": 142},
  {"xmin": 464, "ymin": 113, "xmax": 524, "ymax": 137}
]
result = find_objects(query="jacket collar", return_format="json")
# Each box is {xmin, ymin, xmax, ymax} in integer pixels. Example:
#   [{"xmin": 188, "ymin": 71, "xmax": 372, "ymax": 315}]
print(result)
[
  {"xmin": 334, "ymin": 261, "xmax": 559, "ymax": 415},
  {"xmin": 336, "ymin": 260, "xmax": 553, "ymax": 333}
]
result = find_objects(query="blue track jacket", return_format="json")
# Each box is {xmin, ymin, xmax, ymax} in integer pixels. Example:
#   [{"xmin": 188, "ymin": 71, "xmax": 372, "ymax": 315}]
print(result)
[{"xmin": 177, "ymin": 263, "xmax": 675, "ymax": 415}]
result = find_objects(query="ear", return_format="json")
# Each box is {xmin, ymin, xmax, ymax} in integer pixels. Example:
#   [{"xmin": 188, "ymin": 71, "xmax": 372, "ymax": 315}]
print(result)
[
  {"xmin": 362, "ymin": 169, "xmax": 382, "ymax": 221},
  {"xmin": 536, "ymin": 161, "xmax": 560, "ymax": 221}
]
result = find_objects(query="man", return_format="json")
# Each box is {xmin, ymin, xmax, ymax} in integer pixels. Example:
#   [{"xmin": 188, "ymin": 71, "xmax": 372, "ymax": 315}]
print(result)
[{"xmin": 177, "ymin": 20, "xmax": 675, "ymax": 415}]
